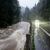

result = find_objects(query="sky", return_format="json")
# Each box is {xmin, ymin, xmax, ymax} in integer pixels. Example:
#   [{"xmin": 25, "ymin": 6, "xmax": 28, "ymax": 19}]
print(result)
[{"xmin": 18, "ymin": 0, "xmax": 39, "ymax": 9}]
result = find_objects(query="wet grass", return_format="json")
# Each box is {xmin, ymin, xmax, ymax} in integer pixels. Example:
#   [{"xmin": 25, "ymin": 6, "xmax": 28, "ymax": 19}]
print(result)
[
  {"xmin": 32, "ymin": 36, "xmax": 35, "ymax": 50},
  {"xmin": 32, "ymin": 22, "xmax": 35, "ymax": 50}
]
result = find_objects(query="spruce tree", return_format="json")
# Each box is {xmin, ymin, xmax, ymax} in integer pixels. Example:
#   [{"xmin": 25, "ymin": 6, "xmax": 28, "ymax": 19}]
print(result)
[{"xmin": 0, "ymin": 0, "xmax": 20, "ymax": 28}]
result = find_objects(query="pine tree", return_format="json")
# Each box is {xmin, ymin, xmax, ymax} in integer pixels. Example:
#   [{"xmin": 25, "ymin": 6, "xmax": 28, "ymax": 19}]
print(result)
[{"xmin": 0, "ymin": 0, "xmax": 20, "ymax": 28}]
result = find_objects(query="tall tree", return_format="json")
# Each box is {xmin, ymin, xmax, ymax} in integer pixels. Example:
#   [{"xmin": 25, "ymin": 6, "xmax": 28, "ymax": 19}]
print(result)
[
  {"xmin": 36, "ymin": 0, "xmax": 50, "ymax": 20},
  {"xmin": 0, "ymin": 0, "xmax": 20, "ymax": 28},
  {"xmin": 24, "ymin": 7, "xmax": 30, "ymax": 21}
]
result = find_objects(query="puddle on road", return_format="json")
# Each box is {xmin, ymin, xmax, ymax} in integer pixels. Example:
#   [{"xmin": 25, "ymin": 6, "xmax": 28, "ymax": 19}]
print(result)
[{"xmin": 34, "ymin": 28, "xmax": 39, "ymax": 37}]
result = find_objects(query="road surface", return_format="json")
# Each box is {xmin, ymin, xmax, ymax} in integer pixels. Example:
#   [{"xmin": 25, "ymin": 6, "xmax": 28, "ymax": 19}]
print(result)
[{"xmin": 33, "ymin": 22, "xmax": 50, "ymax": 50}]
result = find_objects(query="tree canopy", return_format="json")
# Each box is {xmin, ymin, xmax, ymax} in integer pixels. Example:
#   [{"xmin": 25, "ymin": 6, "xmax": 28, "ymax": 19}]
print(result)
[
  {"xmin": 30, "ymin": 0, "xmax": 50, "ymax": 21},
  {"xmin": 0, "ymin": 0, "xmax": 20, "ymax": 28}
]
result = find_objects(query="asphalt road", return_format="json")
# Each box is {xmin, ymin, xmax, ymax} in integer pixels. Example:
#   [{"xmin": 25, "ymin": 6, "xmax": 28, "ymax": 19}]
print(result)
[
  {"xmin": 34, "ymin": 27, "xmax": 50, "ymax": 50},
  {"xmin": 40, "ymin": 22, "xmax": 50, "ymax": 33},
  {"xmin": 34, "ymin": 21, "xmax": 50, "ymax": 50}
]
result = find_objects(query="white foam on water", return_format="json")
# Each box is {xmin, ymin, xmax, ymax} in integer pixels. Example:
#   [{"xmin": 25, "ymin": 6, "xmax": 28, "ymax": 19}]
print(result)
[{"xmin": 0, "ymin": 22, "xmax": 30, "ymax": 50}]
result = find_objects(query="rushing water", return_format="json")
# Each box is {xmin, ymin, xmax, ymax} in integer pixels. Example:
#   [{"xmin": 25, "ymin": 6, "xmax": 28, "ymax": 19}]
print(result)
[{"xmin": 0, "ymin": 22, "xmax": 30, "ymax": 50}]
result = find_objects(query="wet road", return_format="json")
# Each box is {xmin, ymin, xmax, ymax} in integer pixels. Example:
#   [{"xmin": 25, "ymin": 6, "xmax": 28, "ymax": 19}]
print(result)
[{"xmin": 34, "ymin": 27, "xmax": 50, "ymax": 50}]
